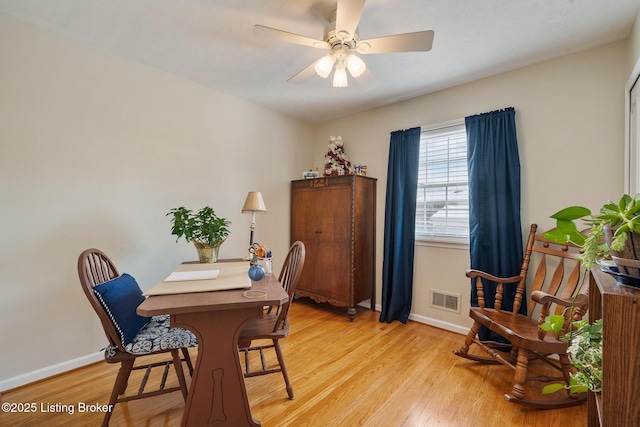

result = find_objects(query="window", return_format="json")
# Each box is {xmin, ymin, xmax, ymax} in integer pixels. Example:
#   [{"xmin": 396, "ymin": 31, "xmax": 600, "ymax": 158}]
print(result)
[{"xmin": 416, "ymin": 121, "xmax": 469, "ymax": 243}]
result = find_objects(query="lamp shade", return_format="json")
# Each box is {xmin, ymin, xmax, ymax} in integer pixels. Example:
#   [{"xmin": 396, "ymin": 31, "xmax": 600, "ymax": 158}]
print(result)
[{"xmin": 242, "ymin": 191, "xmax": 267, "ymax": 213}]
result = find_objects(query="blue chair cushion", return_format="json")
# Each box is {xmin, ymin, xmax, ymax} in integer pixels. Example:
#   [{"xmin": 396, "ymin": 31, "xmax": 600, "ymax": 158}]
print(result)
[{"xmin": 93, "ymin": 273, "xmax": 150, "ymax": 346}]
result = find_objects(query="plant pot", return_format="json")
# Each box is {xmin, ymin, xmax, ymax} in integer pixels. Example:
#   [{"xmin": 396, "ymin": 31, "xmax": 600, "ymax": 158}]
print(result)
[
  {"xmin": 604, "ymin": 226, "xmax": 640, "ymax": 277},
  {"xmin": 192, "ymin": 240, "xmax": 222, "ymax": 263}
]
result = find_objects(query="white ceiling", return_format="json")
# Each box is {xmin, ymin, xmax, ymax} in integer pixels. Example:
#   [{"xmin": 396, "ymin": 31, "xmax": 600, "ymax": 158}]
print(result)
[{"xmin": 2, "ymin": 0, "xmax": 640, "ymax": 124}]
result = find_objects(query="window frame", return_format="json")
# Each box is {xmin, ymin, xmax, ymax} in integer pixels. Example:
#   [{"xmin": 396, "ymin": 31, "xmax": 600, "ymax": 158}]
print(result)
[{"xmin": 415, "ymin": 119, "xmax": 469, "ymax": 248}]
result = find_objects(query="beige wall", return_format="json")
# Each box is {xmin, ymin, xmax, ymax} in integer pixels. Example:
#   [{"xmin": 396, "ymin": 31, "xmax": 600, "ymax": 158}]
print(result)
[
  {"xmin": 0, "ymin": 13, "xmax": 314, "ymax": 385},
  {"xmin": 313, "ymin": 40, "xmax": 628, "ymax": 332}
]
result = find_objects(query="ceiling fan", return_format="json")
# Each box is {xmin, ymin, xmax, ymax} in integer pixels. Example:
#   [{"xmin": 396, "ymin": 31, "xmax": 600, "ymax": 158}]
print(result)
[{"xmin": 253, "ymin": 0, "xmax": 434, "ymax": 88}]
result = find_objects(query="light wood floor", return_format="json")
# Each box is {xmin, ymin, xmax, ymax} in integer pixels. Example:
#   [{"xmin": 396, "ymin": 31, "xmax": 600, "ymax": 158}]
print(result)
[{"xmin": 1, "ymin": 298, "xmax": 587, "ymax": 426}]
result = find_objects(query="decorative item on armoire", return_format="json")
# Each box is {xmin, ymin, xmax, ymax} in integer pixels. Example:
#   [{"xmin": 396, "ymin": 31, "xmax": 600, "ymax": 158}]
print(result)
[
  {"xmin": 302, "ymin": 169, "xmax": 320, "ymax": 179},
  {"xmin": 353, "ymin": 165, "xmax": 368, "ymax": 176},
  {"xmin": 323, "ymin": 135, "xmax": 352, "ymax": 176}
]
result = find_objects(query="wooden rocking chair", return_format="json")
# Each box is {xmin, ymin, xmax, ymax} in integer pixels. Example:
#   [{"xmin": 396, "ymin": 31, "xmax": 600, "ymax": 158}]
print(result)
[{"xmin": 453, "ymin": 224, "xmax": 589, "ymax": 408}]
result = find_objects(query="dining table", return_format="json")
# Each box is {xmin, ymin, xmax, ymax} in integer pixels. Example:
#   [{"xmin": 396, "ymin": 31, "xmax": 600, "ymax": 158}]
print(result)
[{"xmin": 137, "ymin": 260, "xmax": 288, "ymax": 427}]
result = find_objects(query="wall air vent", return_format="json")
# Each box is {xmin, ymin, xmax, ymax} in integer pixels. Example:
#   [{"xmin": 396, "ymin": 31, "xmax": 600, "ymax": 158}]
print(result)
[{"xmin": 431, "ymin": 290, "xmax": 461, "ymax": 313}]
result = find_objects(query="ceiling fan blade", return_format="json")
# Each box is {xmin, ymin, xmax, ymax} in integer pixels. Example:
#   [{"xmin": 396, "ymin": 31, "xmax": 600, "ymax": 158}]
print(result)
[
  {"xmin": 357, "ymin": 30, "xmax": 434, "ymax": 54},
  {"xmin": 288, "ymin": 60, "xmax": 320, "ymax": 83},
  {"xmin": 354, "ymin": 67, "xmax": 380, "ymax": 92},
  {"xmin": 253, "ymin": 25, "xmax": 329, "ymax": 49},
  {"xmin": 336, "ymin": 0, "xmax": 367, "ymax": 41}
]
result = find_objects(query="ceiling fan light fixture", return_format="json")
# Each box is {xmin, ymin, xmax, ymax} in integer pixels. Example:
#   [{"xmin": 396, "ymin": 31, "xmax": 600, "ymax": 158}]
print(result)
[
  {"xmin": 333, "ymin": 63, "xmax": 348, "ymax": 87},
  {"xmin": 346, "ymin": 53, "xmax": 366, "ymax": 77},
  {"xmin": 254, "ymin": 0, "xmax": 434, "ymax": 89},
  {"xmin": 315, "ymin": 54, "xmax": 335, "ymax": 78}
]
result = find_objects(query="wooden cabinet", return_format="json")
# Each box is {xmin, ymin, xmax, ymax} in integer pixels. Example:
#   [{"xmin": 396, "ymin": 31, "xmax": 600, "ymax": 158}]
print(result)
[
  {"xmin": 291, "ymin": 175, "xmax": 376, "ymax": 321},
  {"xmin": 588, "ymin": 268, "xmax": 640, "ymax": 426}
]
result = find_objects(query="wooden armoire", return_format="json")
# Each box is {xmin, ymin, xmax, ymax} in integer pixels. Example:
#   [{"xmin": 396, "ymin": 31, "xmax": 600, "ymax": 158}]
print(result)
[{"xmin": 290, "ymin": 175, "xmax": 376, "ymax": 321}]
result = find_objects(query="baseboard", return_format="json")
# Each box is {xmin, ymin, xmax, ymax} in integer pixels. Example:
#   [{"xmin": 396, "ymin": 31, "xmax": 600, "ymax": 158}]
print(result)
[
  {"xmin": 407, "ymin": 313, "xmax": 468, "ymax": 335},
  {"xmin": 359, "ymin": 301, "xmax": 468, "ymax": 335},
  {"xmin": 0, "ymin": 352, "xmax": 103, "ymax": 392}
]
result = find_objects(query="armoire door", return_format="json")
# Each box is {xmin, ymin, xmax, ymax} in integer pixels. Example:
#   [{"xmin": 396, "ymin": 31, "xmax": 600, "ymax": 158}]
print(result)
[{"xmin": 291, "ymin": 181, "xmax": 351, "ymax": 301}]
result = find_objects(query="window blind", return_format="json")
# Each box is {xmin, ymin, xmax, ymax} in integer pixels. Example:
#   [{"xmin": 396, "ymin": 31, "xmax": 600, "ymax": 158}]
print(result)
[{"xmin": 416, "ymin": 123, "xmax": 469, "ymax": 241}]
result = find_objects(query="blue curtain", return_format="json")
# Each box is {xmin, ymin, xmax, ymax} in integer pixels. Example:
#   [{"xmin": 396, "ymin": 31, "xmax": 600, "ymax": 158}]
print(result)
[
  {"xmin": 466, "ymin": 107, "xmax": 524, "ymax": 342},
  {"xmin": 379, "ymin": 127, "xmax": 421, "ymax": 324}
]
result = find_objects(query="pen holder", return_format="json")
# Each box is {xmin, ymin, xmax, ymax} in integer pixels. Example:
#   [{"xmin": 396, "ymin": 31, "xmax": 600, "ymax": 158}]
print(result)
[{"xmin": 258, "ymin": 257, "xmax": 273, "ymax": 275}]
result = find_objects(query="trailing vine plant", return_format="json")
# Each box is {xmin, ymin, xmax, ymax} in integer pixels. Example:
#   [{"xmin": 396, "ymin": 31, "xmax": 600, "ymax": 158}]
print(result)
[{"xmin": 540, "ymin": 315, "xmax": 602, "ymax": 395}]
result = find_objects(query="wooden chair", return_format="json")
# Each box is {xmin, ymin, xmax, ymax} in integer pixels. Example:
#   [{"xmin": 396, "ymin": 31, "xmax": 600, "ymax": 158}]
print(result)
[
  {"xmin": 78, "ymin": 249, "xmax": 196, "ymax": 426},
  {"xmin": 238, "ymin": 241, "xmax": 306, "ymax": 399},
  {"xmin": 452, "ymin": 224, "xmax": 589, "ymax": 408}
]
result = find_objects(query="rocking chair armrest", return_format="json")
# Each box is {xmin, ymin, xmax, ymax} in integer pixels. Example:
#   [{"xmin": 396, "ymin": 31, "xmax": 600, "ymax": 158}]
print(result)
[
  {"xmin": 465, "ymin": 269, "xmax": 523, "ymax": 285},
  {"xmin": 531, "ymin": 291, "xmax": 589, "ymax": 309}
]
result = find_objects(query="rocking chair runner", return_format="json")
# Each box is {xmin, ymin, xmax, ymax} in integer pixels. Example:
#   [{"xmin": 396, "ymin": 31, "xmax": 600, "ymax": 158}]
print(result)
[{"xmin": 453, "ymin": 224, "xmax": 589, "ymax": 409}]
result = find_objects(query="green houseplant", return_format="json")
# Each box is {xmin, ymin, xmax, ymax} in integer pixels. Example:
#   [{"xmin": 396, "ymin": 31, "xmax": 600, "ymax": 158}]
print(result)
[
  {"xmin": 544, "ymin": 193, "xmax": 640, "ymax": 271},
  {"xmin": 539, "ymin": 194, "xmax": 640, "ymax": 397},
  {"xmin": 167, "ymin": 206, "xmax": 231, "ymax": 263}
]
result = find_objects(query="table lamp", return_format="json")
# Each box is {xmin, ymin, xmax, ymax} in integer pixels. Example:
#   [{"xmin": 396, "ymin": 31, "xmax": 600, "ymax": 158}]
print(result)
[{"xmin": 241, "ymin": 191, "xmax": 267, "ymax": 246}]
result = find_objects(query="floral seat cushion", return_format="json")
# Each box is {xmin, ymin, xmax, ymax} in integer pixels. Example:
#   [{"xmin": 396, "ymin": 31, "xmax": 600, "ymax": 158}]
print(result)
[{"xmin": 106, "ymin": 315, "xmax": 197, "ymax": 357}]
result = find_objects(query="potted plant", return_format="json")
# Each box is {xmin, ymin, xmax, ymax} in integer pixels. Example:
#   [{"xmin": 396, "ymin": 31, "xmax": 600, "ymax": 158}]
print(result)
[
  {"xmin": 167, "ymin": 206, "xmax": 231, "ymax": 263},
  {"xmin": 539, "ymin": 195, "xmax": 640, "ymax": 397},
  {"xmin": 544, "ymin": 193, "xmax": 640, "ymax": 274}
]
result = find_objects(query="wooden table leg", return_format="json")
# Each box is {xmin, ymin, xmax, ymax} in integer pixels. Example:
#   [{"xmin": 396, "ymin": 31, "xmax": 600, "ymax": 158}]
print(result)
[{"xmin": 172, "ymin": 307, "xmax": 262, "ymax": 427}]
